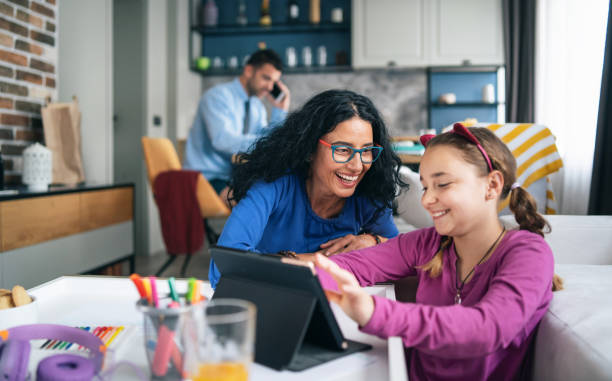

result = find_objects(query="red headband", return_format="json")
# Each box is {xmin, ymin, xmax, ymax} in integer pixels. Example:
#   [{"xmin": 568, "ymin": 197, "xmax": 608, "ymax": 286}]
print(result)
[{"xmin": 419, "ymin": 123, "xmax": 493, "ymax": 172}]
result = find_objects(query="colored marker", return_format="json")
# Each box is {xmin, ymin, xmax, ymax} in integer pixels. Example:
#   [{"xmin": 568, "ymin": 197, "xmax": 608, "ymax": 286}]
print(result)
[
  {"xmin": 186, "ymin": 278, "xmax": 196, "ymax": 303},
  {"xmin": 142, "ymin": 278, "xmax": 152, "ymax": 305},
  {"xmin": 168, "ymin": 277, "xmax": 179, "ymax": 303},
  {"xmin": 192, "ymin": 280, "xmax": 201, "ymax": 304},
  {"xmin": 66, "ymin": 327, "xmax": 89, "ymax": 350},
  {"xmin": 149, "ymin": 276, "xmax": 159, "ymax": 308},
  {"xmin": 129, "ymin": 274, "xmax": 147, "ymax": 299},
  {"xmin": 105, "ymin": 326, "xmax": 124, "ymax": 347}
]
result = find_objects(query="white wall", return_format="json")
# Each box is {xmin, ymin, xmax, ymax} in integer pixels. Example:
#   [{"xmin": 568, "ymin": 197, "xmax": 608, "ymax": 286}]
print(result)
[
  {"xmin": 146, "ymin": 0, "xmax": 169, "ymax": 255},
  {"xmin": 174, "ymin": 1, "xmax": 202, "ymax": 139},
  {"xmin": 145, "ymin": 0, "xmax": 202, "ymax": 255},
  {"xmin": 58, "ymin": 0, "xmax": 113, "ymax": 184}
]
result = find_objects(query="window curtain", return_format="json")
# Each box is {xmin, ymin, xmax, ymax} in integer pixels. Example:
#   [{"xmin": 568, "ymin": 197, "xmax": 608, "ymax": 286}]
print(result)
[
  {"xmin": 535, "ymin": 0, "xmax": 609, "ymax": 214},
  {"xmin": 502, "ymin": 0, "xmax": 536, "ymax": 122},
  {"xmin": 589, "ymin": 1, "xmax": 612, "ymax": 215}
]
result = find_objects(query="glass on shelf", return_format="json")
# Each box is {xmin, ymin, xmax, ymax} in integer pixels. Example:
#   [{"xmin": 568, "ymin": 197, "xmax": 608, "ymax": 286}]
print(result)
[
  {"xmin": 317, "ymin": 46, "xmax": 327, "ymax": 66},
  {"xmin": 302, "ymin": 46, "xmax": 312, "ymax": 67},
  {"xmin": 228, "ymin": 56, "xmax": 239, "ymax": 69},
  {"xmin": 286, "ymin": 47, "xmax": 297, "ymax": 68},
  {"xmin": 236, "ymin": 0, "xmax": 247, "ymax": 26},
  {"xmin": 212, "ymin": 56, "xmax": 224, "ymax": 70}
]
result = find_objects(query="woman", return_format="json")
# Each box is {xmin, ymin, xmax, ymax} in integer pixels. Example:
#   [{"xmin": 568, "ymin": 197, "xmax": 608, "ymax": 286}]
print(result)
[{"xmin": 209, "ymin": 89, "xmax": 406, "ymax": 288}]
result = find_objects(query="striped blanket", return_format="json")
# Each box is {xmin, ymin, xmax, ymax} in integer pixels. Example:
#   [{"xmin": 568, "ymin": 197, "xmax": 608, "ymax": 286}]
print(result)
[{"xmin": 479, "ymin": 123, "xmax": 564, "ymax": 214}]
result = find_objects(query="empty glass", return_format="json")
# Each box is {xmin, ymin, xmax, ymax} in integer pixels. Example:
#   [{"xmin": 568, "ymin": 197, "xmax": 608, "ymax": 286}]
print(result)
[
  {"xmin": 302, "ymin": 46, "xmax": 312, "ymax": 67},
  {"xmin": 228, "ymin": 56, "xmax": 239, "ymax": 69},
  {"xmin": 317, "ymin": 46, "xmax": 327, "ymax": 66},
  {"xmin": 212, "ymin": 56, "xmax": 224, "ymax": 69},
  {"xmin": 286, "ymin": 46, "xmax": 297, "ymax": 68}
]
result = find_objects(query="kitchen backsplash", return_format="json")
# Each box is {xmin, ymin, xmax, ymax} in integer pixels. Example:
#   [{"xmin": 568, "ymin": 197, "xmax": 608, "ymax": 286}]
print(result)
[{"xmin": 201, "ymin": 68, "xmax": 427, "ymax": 137}]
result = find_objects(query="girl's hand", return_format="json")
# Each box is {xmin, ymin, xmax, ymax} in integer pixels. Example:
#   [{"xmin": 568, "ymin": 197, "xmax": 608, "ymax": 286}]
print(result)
[
  {"xmin": 315, "ymin": 254, "xmax": 375, "ymax": 327},
  {"xmin": 319, "ymin": 234, "xmax": 379, "ymax": 256},
  {"xmin": 296, "ymin": 253, "xmax": 319, "ymax": 262}
]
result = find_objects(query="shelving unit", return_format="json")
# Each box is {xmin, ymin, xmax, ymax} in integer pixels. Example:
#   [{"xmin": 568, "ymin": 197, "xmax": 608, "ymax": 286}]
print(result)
[
  {"xmin": 427, "ymin": 65, "xmax": 506, "ymax": 133},
  {"xmin": 189, "ymin": 0, "xmax": 352, "ymax": 76},
  {"xmin": 192, "ymin": 22, "xmax": 349, "ymax": 36}
]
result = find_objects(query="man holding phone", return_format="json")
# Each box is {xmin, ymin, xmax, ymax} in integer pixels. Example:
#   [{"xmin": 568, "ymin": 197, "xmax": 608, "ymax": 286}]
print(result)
[{"xmin": 184, "ymin": 49, "xmax": 291, "ymax": 203}]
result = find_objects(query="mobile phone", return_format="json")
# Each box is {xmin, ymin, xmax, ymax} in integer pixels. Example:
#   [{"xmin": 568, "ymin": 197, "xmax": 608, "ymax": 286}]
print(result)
[{"xmin": 270, "ymin": 82, "xmax": 285, "ymax": 102}]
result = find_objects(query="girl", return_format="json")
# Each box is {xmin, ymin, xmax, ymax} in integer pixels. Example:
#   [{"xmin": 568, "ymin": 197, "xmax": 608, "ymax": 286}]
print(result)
[{"xmin": 316, "ymin": 123, "xmax": 562, "ymax": 381}]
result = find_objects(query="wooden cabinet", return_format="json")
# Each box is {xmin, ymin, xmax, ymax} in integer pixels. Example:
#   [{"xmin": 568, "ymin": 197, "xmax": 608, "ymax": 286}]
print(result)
[
  {"xmin": 352, "ymin": 0, "xmax": 504, "ymax": 69},
  {"xmin": 0, "ymin": 184, "xmax": 134, "ymax": 289}
]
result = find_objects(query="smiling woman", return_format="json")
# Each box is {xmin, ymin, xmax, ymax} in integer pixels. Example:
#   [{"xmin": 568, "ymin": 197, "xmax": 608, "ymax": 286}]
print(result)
[{"xmin": 207, "ymin": 90, "xmax": 407, "ymax": 289}]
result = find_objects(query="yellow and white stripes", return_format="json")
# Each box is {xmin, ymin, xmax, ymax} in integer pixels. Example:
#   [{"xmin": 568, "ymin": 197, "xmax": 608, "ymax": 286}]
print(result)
[{"xmin": 480, "ymin": 123, "xmax": 563, "ymax": 214}]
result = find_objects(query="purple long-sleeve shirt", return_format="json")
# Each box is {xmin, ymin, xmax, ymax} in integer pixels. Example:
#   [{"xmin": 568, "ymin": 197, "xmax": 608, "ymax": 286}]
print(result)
[{"xmin": 319, "ymin": 227, "xmax": 554, "ymax": 381}]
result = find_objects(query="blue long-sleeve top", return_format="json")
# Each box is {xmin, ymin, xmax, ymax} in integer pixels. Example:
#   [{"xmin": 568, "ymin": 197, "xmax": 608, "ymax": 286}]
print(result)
[
  {"xmin": 184, "ymin": 78, "xmax": 286, "ymax": 181},
  {"xmin": 209, "ymin": 173, "xmax": 399, "ymax": 288}
]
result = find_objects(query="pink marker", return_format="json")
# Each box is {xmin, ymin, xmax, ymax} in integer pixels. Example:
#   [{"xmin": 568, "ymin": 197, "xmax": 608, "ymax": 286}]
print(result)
[
  {"xmin": 152, "ymin": 324, "xmax": 176, "ymax": 377},
  {"xmin": 149, "ymin": 276, "xmax": 159, "ymax": 308}
]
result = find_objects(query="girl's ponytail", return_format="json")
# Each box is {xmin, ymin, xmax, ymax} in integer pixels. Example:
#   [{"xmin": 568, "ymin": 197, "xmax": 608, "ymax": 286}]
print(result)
[
  {"xmin": 508, "ymin": 185, "xmax": 550, "ymax": 237},
  {"xmin": 509, "ymin": 185, "xmax": 562, "ymax": 291}
]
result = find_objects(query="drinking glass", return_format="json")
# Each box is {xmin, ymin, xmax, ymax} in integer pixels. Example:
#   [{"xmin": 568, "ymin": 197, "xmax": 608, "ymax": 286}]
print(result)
[
  {"xmin": 317, "ymin": 46, "xmax": 327, "ymax": 66},
  {"xmin": 228, "ymin": 56, "xmax": 239, "ymax": 69},
  {"xmin": 302, "ymin": 46, "xmax": 312, "ymax": 67},
  {"xmin": 138, "ymin": 299, "xmax": 197, "ymax": 380},
  {"xmin": 183, "ymin": 299, "xmax": 256, "ymax": 381},
  {"xmin": 285, "ymin": 46, "xmax": 297, "ymax": 68}
]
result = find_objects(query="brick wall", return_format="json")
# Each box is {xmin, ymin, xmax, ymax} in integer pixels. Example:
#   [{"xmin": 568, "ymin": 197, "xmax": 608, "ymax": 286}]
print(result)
[{"xmin": 0, "ymin": 0, "xmax": 56, "ymax": 185}]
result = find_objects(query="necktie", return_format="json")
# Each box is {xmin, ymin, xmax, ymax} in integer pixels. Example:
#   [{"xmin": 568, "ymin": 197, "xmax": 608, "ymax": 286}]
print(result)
[{"xmin": 242, "ymin": 99, "xmax": 250, "ymax": 134}]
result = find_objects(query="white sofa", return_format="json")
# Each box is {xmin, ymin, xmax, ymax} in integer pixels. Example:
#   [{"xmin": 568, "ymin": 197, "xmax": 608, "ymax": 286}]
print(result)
[{"xmin": 393, "ymin": 214, "xmax": 612, "ymax": 380}]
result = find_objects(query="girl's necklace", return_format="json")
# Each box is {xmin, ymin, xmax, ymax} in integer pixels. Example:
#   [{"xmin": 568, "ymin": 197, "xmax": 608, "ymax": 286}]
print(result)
[{"xmin": 454, "ymin": 227, "xmax": 506, "ymax": 305}]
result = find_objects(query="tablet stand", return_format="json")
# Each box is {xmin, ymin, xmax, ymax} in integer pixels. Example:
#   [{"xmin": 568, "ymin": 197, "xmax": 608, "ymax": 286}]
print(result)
[{"xmin": 213, "ymin": 276, "xmax": 371, "ymax": 371}]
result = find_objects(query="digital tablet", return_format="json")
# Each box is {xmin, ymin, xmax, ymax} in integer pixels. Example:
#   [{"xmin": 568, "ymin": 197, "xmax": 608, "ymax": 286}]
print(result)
[{"xmin": 211, "ymin": 246, "xmax": 371, "ymax": 371}]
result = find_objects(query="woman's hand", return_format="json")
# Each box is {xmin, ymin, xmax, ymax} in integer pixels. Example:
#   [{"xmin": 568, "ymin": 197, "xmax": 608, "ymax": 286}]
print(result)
[
  {"xmin": 319, "ymin": 233, "xmax": 379, "ymax": 256},
  {"xmin": 315, "ymin": 254, "xmax": 374, "ymax": 327}
]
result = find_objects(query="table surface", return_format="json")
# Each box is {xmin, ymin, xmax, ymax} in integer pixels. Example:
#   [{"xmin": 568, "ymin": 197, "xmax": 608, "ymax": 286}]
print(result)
[
  {"xmin": 27, "ymin": 276, "xmax": 407, "ymax": 381},
  {"xmin": 0, "ymin": 182, "xmax": 134, "ymax": 201}
]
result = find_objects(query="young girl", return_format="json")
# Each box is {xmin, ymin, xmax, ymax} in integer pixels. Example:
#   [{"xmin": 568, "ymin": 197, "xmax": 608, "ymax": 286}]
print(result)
[{"xmin": 315, "ymin": 123, "xmax": 562, "ymax": 381}]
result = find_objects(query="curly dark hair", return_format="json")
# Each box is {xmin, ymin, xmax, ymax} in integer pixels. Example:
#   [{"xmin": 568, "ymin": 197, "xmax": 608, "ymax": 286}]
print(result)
[{"xmin": 228, "ymin": 89, "xmax": 406, "ymax": 217}]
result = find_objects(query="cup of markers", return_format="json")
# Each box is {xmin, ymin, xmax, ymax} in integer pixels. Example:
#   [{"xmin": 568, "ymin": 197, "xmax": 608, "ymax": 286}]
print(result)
[{"xmin": 131, "ymin": 274, "xmax": 206, "ymax": 380}]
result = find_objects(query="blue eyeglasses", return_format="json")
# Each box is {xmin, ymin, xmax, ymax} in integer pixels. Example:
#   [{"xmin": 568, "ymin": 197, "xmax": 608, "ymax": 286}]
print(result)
[{"xmin": 318, "ymin": 139, "xmax": 383, "ymax": 164}]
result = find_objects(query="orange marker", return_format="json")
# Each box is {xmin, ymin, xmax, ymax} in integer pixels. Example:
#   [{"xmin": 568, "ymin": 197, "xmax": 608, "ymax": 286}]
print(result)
[{"xmin": 129, "ymin": 274, "xmax": 147, "ymax": 299}]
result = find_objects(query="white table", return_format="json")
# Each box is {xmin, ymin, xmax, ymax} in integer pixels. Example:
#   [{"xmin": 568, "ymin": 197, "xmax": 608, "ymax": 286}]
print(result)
[{"xmin": 27, "ymin": 276, "xmax": 407, "ymax": 381}]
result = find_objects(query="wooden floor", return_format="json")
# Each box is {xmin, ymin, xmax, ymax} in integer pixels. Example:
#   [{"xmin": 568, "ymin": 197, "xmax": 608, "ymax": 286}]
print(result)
[
  {"xmin": 107, "ymin": 218, "xmax": 227, "ymax": 280},
  {"xmin": 133, "ymin": 242, "xmax": 212, "ymax": 280}
]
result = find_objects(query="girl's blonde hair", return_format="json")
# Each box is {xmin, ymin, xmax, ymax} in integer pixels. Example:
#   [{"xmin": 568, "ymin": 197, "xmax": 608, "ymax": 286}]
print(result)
[{"xmin": 418, "ymin": 127, "xmax": 563, "ymax": 291}]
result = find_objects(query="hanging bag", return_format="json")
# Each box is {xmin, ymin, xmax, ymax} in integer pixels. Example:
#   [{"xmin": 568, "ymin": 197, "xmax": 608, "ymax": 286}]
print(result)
[{"xmin": 41, "ymin": 96, "xmax": 85, "ymax": 184}]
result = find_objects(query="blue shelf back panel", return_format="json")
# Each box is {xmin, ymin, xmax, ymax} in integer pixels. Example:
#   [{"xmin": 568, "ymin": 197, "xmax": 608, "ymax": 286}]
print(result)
[
  {"xmin": 199, "ymin": 0, "xmax": 351, "ymax": 66},
  {"xmin": 430, "ymin": 72, "xmax": 498, "ymax": 103},
  {"xmin": 203, "ymin": 33, "xmax": 350, "ymax": 67},
  {"xmin": 202, "ymin": 0, "xmax": 351, "ymax": 26},
  {"xmin": 430, "ymin": 106, "xmax": 498, "ymax": 133}
]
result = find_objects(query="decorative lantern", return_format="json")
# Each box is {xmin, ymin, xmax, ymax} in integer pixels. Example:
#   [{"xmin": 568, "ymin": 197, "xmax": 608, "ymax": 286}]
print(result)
[{"xmin": 22, "ymin": 143, "xmax": 52, "ymax": 191}]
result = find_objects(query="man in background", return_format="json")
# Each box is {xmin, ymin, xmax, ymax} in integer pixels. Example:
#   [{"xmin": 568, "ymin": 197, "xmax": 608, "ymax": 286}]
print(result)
[{"xmin": 184, "ymin": 49, "xmax": 291, "ymax": 203}]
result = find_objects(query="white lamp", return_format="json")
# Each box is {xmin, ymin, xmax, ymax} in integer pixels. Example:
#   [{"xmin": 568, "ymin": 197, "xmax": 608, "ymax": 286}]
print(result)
[{"xmin": 22, "ymin": 143, "xmax": 52, "ymax": 191}]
